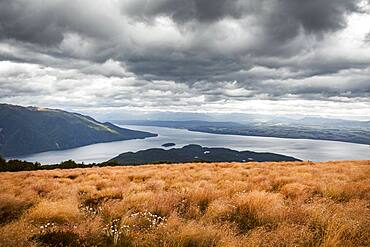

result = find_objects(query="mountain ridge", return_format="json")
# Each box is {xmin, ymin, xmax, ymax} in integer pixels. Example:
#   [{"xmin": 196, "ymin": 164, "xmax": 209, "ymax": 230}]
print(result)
[{"xmin": 0, "ymin": 104, "xmax": 157, "ymax": 157}]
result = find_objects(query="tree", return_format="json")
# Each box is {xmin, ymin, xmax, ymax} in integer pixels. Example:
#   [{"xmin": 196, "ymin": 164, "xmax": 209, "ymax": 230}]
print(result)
[{"xmin": 0, "ymin": 155, "xmax": 5, "ymax": 166}]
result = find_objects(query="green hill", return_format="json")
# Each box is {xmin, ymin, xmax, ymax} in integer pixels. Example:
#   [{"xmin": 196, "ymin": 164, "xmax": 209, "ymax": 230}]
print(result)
[{"xmin": 0, "ymin": 104, "xmax": 156, "ymax": 157}]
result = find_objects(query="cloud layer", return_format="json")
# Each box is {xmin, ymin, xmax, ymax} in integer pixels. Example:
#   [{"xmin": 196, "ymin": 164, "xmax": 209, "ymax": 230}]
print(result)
[{"xmin": 0, "ymin": 0, "xmax": 369, "ymax": 118}]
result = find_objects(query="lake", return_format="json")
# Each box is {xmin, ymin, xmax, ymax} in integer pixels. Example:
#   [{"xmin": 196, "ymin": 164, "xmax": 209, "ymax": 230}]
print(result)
[{"xmin": 14, "ymin": 125, "xmax": 370, "ymax": 164}]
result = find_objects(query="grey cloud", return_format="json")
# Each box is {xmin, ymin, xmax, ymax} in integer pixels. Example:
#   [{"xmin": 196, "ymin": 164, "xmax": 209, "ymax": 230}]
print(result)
[
  {"xmin": 272, "ymin": 0, "xmax": 360, "ymax": 34},
  {"xmin": 125, "ymin": 53, "xmax": 246, "ymax": 83},
  {"xmin": 122, "ymin": 0, "xmax": 242, "ymax": 23},
  {"xmin": 122, "ymin": 0, "xmax": 361, "ymax": 44},
  {"xmin": 0, "ymin": 0, "xmax": 362, "ymax": 51},
  {"xmin": 0, "ymin": 1, "xmax": 64, "ymax": 45},
  {"xmin": 0, "ymin": 0, "xmax": 122, "ymax": 47},
  {"xmin": 118, "ymin": 0, "xmax": 365, "ymax": 83},
  {"xmin": 0, "ymin": 0, "xmax": 369, "ymax": 117},
  {"xmin": 122, "ymin": 0, "xmax": 360, "ymax": 31}
]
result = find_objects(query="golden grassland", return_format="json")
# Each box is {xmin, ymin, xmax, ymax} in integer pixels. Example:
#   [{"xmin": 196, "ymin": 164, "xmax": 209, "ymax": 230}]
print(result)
[{"xmin": 0, "ymin": 160, "xmax": 369, "ymax": 247}]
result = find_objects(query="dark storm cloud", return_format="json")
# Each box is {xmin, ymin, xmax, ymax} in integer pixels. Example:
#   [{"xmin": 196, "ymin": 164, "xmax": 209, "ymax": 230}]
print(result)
[
  {"xmin": 122, "ymin": 0, "xmax": 359, "ymax": 30},
  {"xmin": 0, "ymin": 0, "xmax": 122, "ymax": 48},
  {"xmin": 267, "ymin": 0, "xmax": 360, "ymax": 33},
  {"xmin": 123, "ymin": 0, "xmax": 245, "ymax": 23},
  {"xmin": 0, "ymin": 1, "xmax": 63, "ymax": 45},
  {"xmin": 118, "ymin": 0, "xmax": 367, "ymax": 83},
  {"xmin": 122, "ymin": 0, "xmax": 361, "ymax": 42},
  {"xmin": 0, "ymin": 0, "xmax": 369, "ymax": 116},
  {"xmin": 125, "ymin": 53, "xmax": 246, "ymax": 83},
  {"xmin": 0, "ymin": 0, "xmax": 362, "ymax": 51}
]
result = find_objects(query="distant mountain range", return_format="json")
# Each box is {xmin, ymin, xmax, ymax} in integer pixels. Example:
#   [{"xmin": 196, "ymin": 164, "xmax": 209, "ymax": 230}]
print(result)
[
  {"xmin": 269, "ymin": 116, "xmax": 370, "ymax": 128},
  {"xmin": 109, "ymin": 144, "xmax": 300, "ymax": 165},
  {"xmin": 108, "ymin": 111, "xmax": 370, "ymax": 124},
  {"xmin": 0, "ymin": 104, "xmax": 156, "ymax": 157},
  {"xmin": 117, "ymin": 120, "xmax": 370, "ymax": 145}
]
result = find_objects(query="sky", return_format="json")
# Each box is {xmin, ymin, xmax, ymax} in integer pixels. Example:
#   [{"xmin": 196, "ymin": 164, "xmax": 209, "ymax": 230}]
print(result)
[{"xmin": 0, "ymin": 0, "xmax": 370, "ymax": 120}]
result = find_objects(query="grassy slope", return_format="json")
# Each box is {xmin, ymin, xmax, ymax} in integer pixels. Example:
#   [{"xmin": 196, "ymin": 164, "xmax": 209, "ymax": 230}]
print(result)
[{"xmin": 0, "ymin": 160, "xmax": 369, "ymax": 247}]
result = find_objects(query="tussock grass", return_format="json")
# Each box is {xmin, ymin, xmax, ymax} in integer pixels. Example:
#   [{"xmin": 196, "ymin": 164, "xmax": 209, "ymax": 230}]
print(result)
[{"xmin": 0, "ymin": 160, "xmax": 369, "ymax": 246}]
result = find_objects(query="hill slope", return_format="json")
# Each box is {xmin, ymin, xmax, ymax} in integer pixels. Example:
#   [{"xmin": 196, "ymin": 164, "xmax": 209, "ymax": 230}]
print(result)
[
  {"xmin": 109, "ymin": 144, "xmax": 300, "ymax": 165},
  {"xmin": 0, "ymin": 104, "xmax": 157, "ymax": 157}
]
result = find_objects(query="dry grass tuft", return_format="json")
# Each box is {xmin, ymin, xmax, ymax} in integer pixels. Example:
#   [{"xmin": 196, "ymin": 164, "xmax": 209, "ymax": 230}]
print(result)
[
  {"xmin": 230, "ymin": 191, "xmax": 285, "ymax": 233},
  {"xmin": 27, "ymin": 199, "xmax": 82, "ymax": 224},
  {"xmin": 0, "ymin": 194, "xmax": 33, "ymax": 225},
  {"xmin": 0, "ymin": 160, "xmax": 369, "ymax": 246}
]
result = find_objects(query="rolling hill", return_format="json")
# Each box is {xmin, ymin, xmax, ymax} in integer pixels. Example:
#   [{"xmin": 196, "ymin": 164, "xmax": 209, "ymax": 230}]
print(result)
[{"xmin": 0, "ymin": 104, "xmax": 156, "ymax": 157}]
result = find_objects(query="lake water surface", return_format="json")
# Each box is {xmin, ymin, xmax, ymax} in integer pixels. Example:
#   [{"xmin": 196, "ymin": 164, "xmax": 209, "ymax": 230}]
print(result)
[{"xmin": 14, "ymin": 125, "xmax": 370, "ymax": 164}]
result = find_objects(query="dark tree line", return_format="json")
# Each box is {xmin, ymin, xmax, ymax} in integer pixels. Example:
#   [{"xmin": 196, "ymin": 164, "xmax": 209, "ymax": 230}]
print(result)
[{"xmin": 0, "ymin": 155, "xmax": 120, "ymax": 172}]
